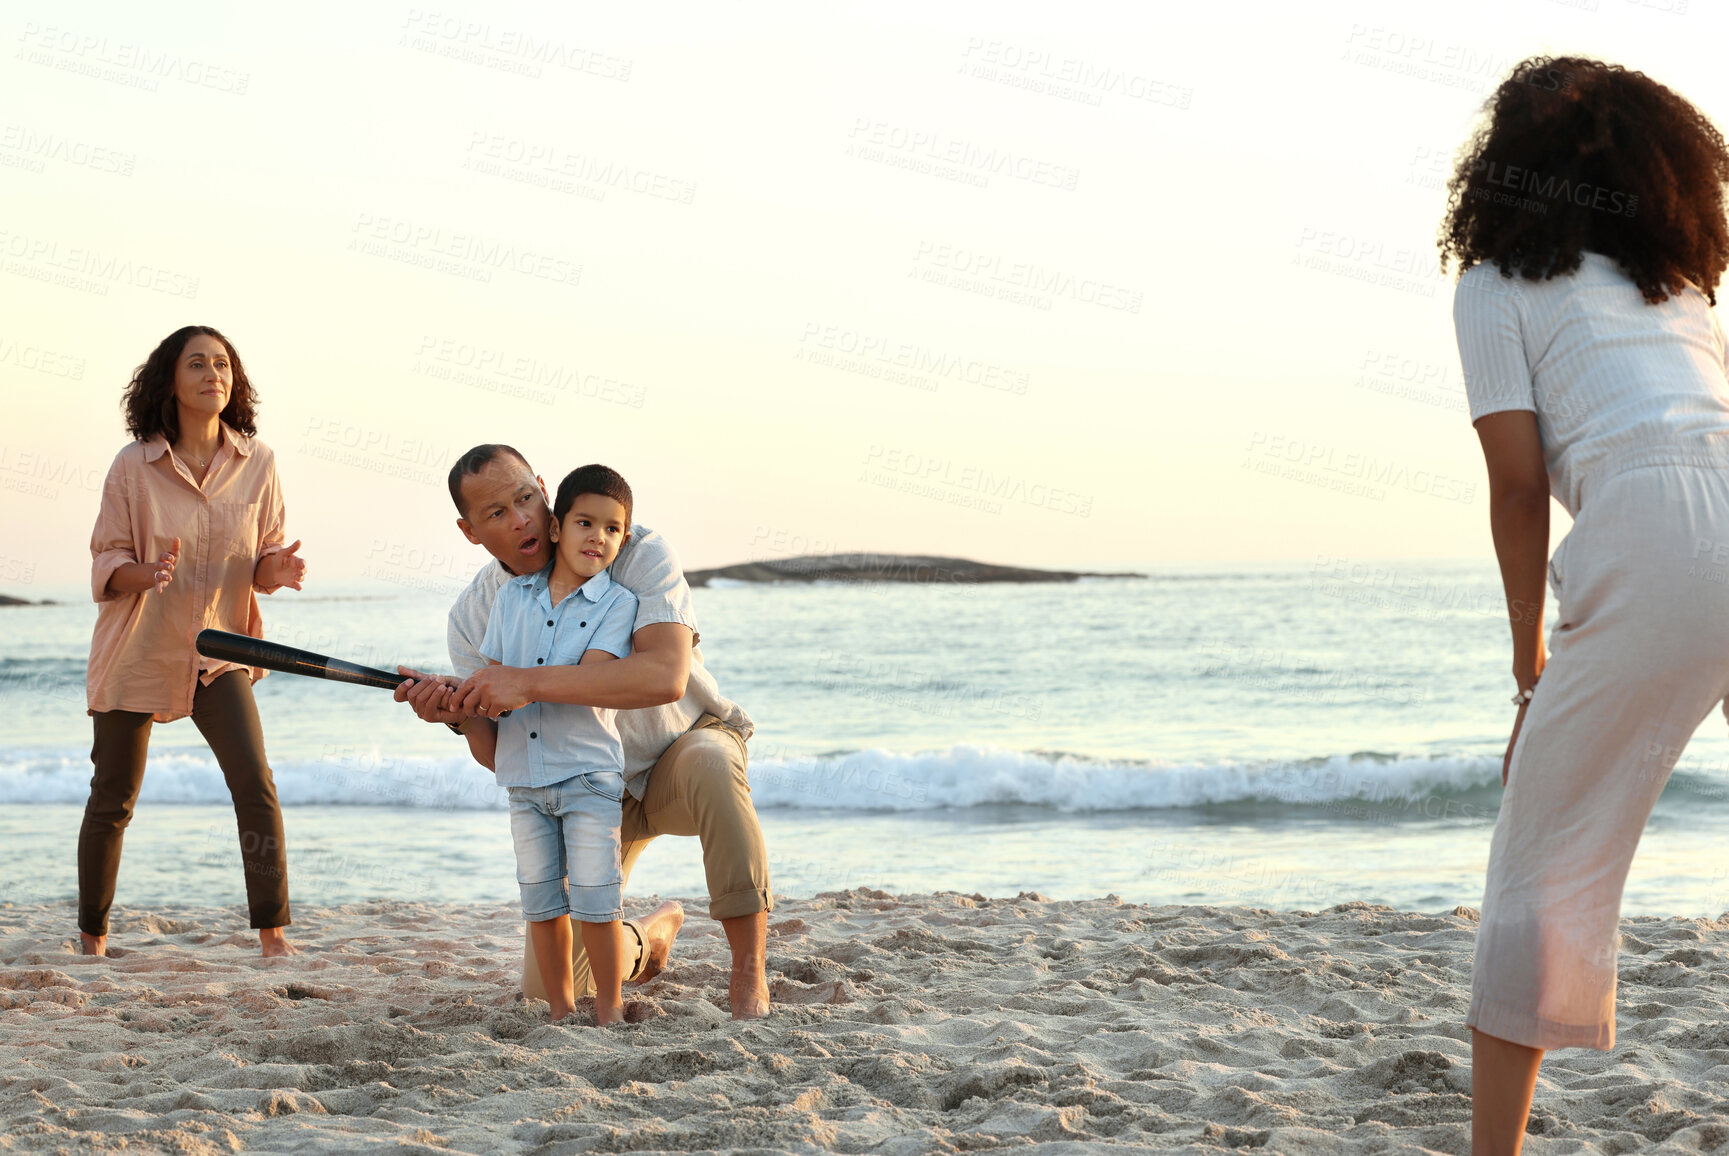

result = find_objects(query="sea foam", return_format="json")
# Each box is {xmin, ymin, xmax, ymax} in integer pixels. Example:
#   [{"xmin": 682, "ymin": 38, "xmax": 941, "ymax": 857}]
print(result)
[{"xmin": 0, "ymin": 744, "xmax": 1604, "ymax": 813}]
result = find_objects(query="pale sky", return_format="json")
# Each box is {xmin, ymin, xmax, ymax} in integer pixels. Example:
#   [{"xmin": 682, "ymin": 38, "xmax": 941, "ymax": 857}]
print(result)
[{"xmin": 2, "ymin": 0, "xmax": 1724, "ymax": 586}]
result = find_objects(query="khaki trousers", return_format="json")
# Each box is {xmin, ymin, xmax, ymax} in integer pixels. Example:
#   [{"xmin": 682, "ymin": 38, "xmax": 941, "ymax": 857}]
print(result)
[
  {"xmin": 1470, "ymin": 464, "xmax": 1729, "ymax": 1050},
  {"xmin": 522, "ymin": 716, "xmax": 771, "ymax": 1000}
]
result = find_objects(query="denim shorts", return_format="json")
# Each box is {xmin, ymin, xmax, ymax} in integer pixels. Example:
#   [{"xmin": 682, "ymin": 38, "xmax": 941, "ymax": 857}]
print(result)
[{"xmin": 506, "ymin": 771, "xmax": 626, "ymax": 922}]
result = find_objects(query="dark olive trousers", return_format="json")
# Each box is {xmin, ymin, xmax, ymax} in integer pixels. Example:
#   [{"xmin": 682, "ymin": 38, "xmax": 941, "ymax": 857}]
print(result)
[{"xmin": 79, "ymin": 669, "xmax": 291, "ymax": 936}]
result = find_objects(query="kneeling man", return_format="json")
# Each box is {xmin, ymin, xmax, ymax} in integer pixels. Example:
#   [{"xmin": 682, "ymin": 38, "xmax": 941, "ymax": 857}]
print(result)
[{"xmin": 398, "ymin": 444, "xmax": 771, "ymax": 1018}]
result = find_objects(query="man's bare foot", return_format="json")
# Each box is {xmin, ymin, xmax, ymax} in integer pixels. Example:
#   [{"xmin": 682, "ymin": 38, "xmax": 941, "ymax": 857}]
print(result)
[
  {"xmin": 80, "ymin": 932, "xmax": 107, "ymax": 957},
  {"xmin": 259, "ymin": 927, "xmax": 299, "ymax": 957},
  {"xmin": 722, "ymin": 911, "xmax": 770, "ymax": 1020},
  {"xmin": 595, "ymin": 1002, "xmax": 624, "ymax": 1026},
  {"xmin": 631, "ymin": 901, "xmax": 684, "ymax": 984},
  {"xmin": 729, "ymin": 967, "xmax": 770, "ymax": 1020}
]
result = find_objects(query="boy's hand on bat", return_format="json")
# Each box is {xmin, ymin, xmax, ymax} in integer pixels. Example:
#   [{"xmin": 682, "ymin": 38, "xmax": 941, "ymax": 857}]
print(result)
[{"xmin": 395, "ymin": 666, "xmax": 467, "ymax": 726}]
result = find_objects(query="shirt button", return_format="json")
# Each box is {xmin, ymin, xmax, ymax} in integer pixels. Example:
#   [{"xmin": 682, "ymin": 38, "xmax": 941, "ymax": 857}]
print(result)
[
  {"xmin": 546, "ymin": 619, "xmax": 554, "ymax": 627},
  {"xmin": 580, "ymin": 621, "xmax": 586, "ymax": 627},
  {"xmin": 536, "ymin": 658, "xmax": 544, "ymax": 664},
  {"xmin": 529, "ymin": 731, "xmax": 538, "ymax": 739}
]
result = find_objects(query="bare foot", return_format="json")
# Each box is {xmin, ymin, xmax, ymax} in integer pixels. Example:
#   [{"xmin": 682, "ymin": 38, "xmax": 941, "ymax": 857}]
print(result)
[
  {"xmin": 729, "ymin": 967, "xmax": 770, "ymax": 1020},
  {"xmin": 595, "ymin": 1001, "xmax": 624, "ymax": 1026},
  {"xmin": 259, "ymin": 927, "xmax": 300, "ymax": 957},
  {"xmin": 722, "ymin": 911, "xmax": 770, "ymax": 1020},
  {"xmin": 631, "ymin": 901, "xmax": 684, "ymax": 984},
  {"xmin": 80, "ymin": 932, "xmax": 108, "ymax": 957}
]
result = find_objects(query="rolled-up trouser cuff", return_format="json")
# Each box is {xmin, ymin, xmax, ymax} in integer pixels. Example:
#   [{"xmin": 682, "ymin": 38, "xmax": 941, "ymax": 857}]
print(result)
[
  {"xmin": 568, "ymin": 881, "xmax": 624, "ymax": 923},
  {"xmin": 523, "ymin": 883, "xmax": 623, "ymax": 923},
  {"xmin": 1468, "ymin": 995, "xmax": 1614, "ymax": 1052},
  {"xmin": 709, "ymin": 886, "xmax": 773, "ymax": 922},
  {"xmin": 524, "ymin": 904, "xmax": 571, "ymax": 923},
  {"xmin": 520, "ymin": 871, "xmax": 572, "ymax": 921},
  {"xmin": 623, "ymin": 919, "xmax": 646, "ymax": 980}
]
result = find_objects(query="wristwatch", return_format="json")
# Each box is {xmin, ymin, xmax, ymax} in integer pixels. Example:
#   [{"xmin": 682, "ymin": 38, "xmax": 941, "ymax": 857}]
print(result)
[{"xmin": 446, "ymin": 720, "xmax": 466, "ymax": 736}]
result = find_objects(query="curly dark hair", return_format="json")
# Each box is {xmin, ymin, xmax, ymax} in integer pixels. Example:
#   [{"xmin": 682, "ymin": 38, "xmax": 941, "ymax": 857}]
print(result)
[
  {"xmin": 1439, "ymin": 56, "xmax": 1729, "ymax": 305},
  {"xmin": 122, "ymin": 325, "xmax": 259, "ymax": 443}
]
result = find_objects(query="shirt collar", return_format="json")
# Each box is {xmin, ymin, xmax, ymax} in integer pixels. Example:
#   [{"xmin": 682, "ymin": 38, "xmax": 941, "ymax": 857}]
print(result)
[
  {"xmin": 519, "ymin": 565, "xmax": 613, "ymax": 608},
  {"xmin": 575, "ymin": 568, "xmax": 613, "ymax": 602},
  {"xmin": 512, "ymin": 564, "xmax": 551, "ymax": 599},
  {"xmin": 140, "ymin": 422, "xmax": 249, "ymax": 461}
]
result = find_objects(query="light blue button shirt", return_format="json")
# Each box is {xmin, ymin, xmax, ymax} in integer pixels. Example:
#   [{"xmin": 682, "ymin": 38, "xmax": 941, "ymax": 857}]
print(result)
[
  {"xmin": 447, "ymin": 523, "xmax": 756, "ymax": 799},
  {"xmin": 477, "ymin": 566, "xmax": 637, "ymax": 789}
]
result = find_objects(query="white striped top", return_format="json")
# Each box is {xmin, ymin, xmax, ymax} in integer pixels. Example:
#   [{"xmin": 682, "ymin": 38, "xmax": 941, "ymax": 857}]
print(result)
[{"xmin": 1453, "ymin": 251, "xmax": 1729, "ymax": 516}]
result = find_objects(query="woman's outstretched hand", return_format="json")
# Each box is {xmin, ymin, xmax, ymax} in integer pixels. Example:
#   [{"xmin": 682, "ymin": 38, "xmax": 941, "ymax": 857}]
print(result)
[{"xmin": 258, "ymin": 540, "xmax": 308, "ymax": 591}]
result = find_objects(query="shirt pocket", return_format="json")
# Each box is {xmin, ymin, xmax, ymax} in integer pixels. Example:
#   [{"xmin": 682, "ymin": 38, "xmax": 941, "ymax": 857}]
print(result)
[
  {"xmin": 211, "ymin": 501, "xmax": 263, "ymax": 566},
  {"xmin": 546, "ymin": 614, "xmax": 601, "ymax": 666}
]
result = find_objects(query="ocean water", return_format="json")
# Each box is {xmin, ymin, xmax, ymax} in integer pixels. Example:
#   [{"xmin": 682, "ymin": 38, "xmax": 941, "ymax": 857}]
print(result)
[{"xmin": 3, "ymin": 561, "xmax": 1727, "ymax": 918}]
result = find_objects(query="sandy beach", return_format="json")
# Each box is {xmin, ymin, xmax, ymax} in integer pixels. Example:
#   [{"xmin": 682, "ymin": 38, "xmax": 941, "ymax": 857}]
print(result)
[{"xmin": 2, "ymin": 891, "xmax": 1727, "ymax": 1154}]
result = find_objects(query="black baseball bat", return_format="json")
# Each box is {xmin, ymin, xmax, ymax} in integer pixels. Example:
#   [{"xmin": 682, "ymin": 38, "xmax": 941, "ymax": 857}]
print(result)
[
  {"xmin": 194, "ymin": 629, "xmax": 511, "ymax": 716},
  {"xmin": 195, "ymin": 629, "xmax": 406, "ymax": 690}
]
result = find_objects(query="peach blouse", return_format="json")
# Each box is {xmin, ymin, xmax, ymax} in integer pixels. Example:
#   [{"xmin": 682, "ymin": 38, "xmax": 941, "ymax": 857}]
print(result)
[{"xmin": 86, "ymin": 424, "xmax": 290, "ymax": 720}]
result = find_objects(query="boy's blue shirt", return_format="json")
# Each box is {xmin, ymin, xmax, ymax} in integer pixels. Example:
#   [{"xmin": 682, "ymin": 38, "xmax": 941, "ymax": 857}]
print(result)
[{"xmin": 477, "ymin": 565, "xmax": 637, "ymax": 788}]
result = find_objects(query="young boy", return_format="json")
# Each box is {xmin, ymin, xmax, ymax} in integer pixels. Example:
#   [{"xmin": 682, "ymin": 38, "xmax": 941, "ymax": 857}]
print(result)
[{"xmin": 464, "ymin": 464, "xmax": 639, "ymax": 1024}]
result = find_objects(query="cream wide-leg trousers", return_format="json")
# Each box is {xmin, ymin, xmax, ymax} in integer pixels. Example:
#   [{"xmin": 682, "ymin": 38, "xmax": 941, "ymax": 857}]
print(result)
[{"xmin": 1469, "ymin": 462, "xmax": 1729, "ymax": 1051}]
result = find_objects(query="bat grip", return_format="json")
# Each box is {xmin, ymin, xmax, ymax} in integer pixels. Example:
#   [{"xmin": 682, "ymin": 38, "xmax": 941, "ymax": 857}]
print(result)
[{"xmin": 404, "ymin": 675, "xmax": 509, "ymax": 720}]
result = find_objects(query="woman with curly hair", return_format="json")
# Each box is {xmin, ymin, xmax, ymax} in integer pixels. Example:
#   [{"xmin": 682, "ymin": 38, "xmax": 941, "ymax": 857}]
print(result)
[
  {"xmin": 82, "ymin": 326, "xmax": 309, "ymax": 958},
  {"xmin": 1443, "ymin": 57, "xmax": 1729, "ymax": 1152}
]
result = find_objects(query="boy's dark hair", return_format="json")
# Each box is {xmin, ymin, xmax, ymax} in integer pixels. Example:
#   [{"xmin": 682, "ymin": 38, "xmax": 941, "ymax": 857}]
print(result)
[
  {"xmin": 1439, "ymin": 55, "xmax": 1729, "ymax": 305},
  {"xmin": 123, "ymin": 326, "xmax": 259, "ymax": 443},
  {"xmin": 448, "ymin": 443, "xmax": 531, "ymax": 517},
  {"xmin": 553, "ymin": 464, "xmax": 633, "ymax": 529}
]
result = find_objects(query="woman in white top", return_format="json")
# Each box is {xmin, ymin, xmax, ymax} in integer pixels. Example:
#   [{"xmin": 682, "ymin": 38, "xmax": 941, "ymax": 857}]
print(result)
[{"xmin": 1445, "ymin": 56, "xmax": 1729, "ymax": 1154}]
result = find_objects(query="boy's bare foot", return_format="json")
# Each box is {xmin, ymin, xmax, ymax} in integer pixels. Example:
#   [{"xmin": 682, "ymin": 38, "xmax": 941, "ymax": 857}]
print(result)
[
  {"xmin": 631, "ymin": 901, "xmax": 684, "ymax": 984},
  {"xmin": 722, "ymin": 911, "xmax": 770, "ymax": 1020},
  {"xmin": 80, "ymin": 932, "xmax": 108, "ymax": 957},
  {"xmin": 259, "ymin": 927, "xmax": 299, "ymax": 957},
  {"xmin": 595, "ymin": 1002, "xmax": 625, "ymax": 1026}
]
